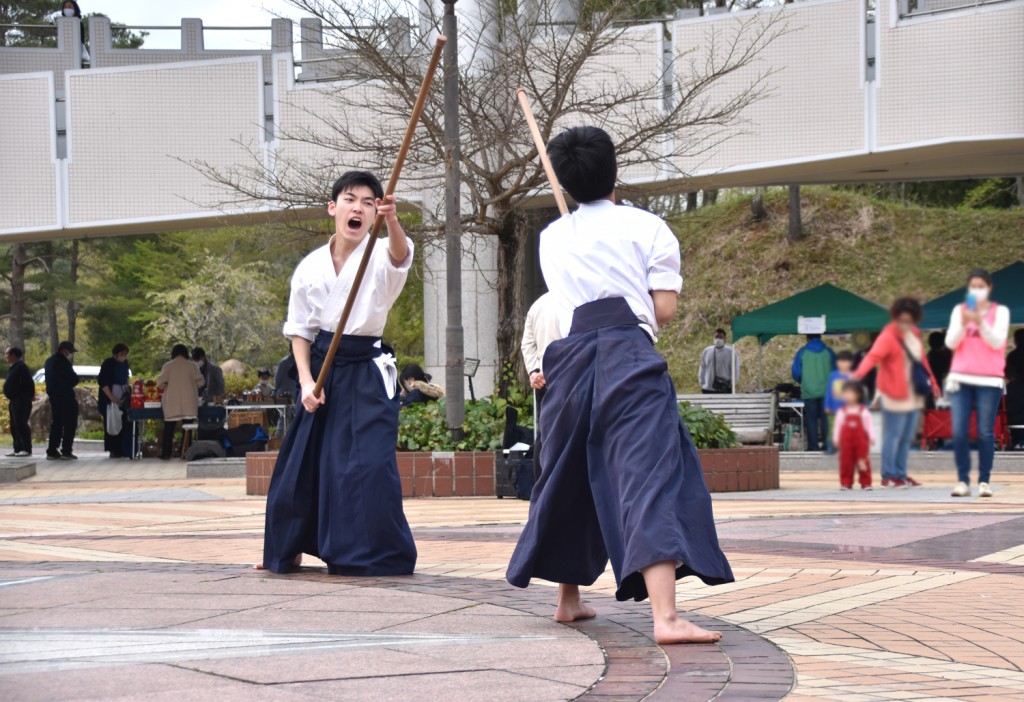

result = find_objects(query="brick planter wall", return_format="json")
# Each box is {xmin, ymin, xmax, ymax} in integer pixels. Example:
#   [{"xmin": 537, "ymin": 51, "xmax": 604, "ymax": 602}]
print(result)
[
  {"xmin": 246, "ymin": 447, "xmax": 777, "ymax": 497},
  {"xmin": 698, "ymin": 446, "xmax": 780, "ymax": 493}
]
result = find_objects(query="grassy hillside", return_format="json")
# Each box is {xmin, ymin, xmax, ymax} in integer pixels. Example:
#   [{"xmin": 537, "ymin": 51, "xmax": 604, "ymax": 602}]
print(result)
[{"xmin": 661, "ymin": 187, "xmax": 1024, "ymax": 393}]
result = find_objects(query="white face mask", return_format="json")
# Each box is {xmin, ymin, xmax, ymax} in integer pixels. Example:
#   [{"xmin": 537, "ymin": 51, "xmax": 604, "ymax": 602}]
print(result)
[
  {"xmin": 969, "ymin": 286, "xmax": 990, "ymax": 302},
  {"xmin": 63, "ymin": 8, "xmax": 76, "ymax": 16},
  {"xmin": 714, "ymin": 338, "xmax": 725, "ymax": 348}
]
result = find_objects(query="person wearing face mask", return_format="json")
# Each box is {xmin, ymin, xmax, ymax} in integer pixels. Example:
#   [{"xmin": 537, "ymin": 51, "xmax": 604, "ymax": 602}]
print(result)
[
  {"xmin": 699, "ymin": 328, "xmax": 739, "ymax": 394},
  {"xmin": 60, "ymin": 1, "xmax": 89, "ymax": 63},
  {"xmin": 945, "ymin": 269, "xmax": 1010, "ymax": 498},
  {"xmin": 854, "ymin": 298, "xmax": 939, "ymax": 488},
  {"xmin": 44, "ymin": 341, "xmax": 80, "ymax": 460}
]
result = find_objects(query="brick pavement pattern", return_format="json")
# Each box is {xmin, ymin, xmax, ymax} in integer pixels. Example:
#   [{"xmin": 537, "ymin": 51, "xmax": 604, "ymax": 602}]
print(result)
[{"xmin": 2, "ymin": 456, "xmax": 1024, "ymax": 701}]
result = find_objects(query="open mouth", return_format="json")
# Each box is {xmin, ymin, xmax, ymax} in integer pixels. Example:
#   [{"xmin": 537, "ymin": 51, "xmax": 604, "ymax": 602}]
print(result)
[{"xmin": 346, "ymin": 217, "xmax": 363, "ymax": 232}]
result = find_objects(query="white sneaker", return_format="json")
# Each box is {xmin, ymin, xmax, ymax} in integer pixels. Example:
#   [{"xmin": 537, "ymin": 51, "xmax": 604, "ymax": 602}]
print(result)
[
  {"xmin": 978, "ymin": 482, "xmax": 993, "ymax": 498},
  {"xmin": 950, "ymin": 482, "xmax": 970, "ymax": 497},
  {"xmin": 13, "ymin": 451, "xmax": 30, "ymax": 457}
]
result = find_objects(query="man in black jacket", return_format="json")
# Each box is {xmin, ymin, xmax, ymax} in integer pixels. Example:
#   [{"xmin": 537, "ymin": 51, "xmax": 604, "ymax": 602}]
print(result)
[
  {"xmin": 44, "ymin": 341, "xmax": 79, "ymax": 460},
  {"xmin": 3, "ymin": 346, "xmax": 35, "ymax": 457}
]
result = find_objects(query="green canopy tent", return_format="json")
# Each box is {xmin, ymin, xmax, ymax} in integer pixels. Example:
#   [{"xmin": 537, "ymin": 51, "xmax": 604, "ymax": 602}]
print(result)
[
  {"xmin": 731, "ymin": 284, "xmax": 890, "ymax": 389},
  {"xmin": 921, "ymin": 261, "xmax": 1024, "ymax": 330}
]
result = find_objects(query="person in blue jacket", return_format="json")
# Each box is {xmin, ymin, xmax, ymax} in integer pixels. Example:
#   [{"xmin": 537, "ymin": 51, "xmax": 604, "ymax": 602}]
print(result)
[{"xmin": 792, "ymin": 334, "xmax": 837, "ymax": 452}]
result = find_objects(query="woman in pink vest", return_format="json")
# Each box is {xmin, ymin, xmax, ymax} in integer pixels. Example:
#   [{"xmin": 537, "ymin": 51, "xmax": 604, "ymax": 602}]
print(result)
[{"xmin": 945, "ymin": 269, "xmax": 1010, "ymax": 498}]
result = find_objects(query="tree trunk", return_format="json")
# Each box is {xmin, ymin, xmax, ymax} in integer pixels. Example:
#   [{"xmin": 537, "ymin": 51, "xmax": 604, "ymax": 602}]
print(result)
[
  {"xmin": 702, "ymin": 189, "xmax": 719, "ymax": 206},
  {"xmin": 67, "ymin": 239, "xmax": 79, "ymax": 346},
  {"xmin": 494, "ymin": 210, "xmax": 530, "ymax": 396},
  {"xmin": 43, "ymin": 242, "xmax": 59, "ymax": 353},
  {"xmin": 750, "ymin": 187, "xmax": 767, "ymax": 221},
  {"xmin": 686, "ymin": 191, "xmax": 698, "ymax": 212},
  {"xmin": 10, "ymin": 243, "xmax": 27, "ymax": 350},
  {"xmin": 1016, "ymin": 176, "xmax": 1023, "ymax": 208},
  {"xmin": 787, "ymin": 185, "xmax": 802, "ymax": 243}
]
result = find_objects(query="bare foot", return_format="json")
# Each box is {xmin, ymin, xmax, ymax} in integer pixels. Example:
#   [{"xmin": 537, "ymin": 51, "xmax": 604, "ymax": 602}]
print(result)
[
  {"xmin": 554, "ymin": 600, "xmax": 597, "ymax": 623},
  {"xmin": 252, "ymin": 553, "xmax": 302, "ymax": 571},
  {"xmin": 654, "ymin": 616, "xmax": 722, "ymax": 645}
]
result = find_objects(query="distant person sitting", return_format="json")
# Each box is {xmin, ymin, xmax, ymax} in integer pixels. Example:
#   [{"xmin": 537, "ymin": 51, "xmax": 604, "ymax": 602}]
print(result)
[
  {"xmin": 253, "ymin": 369, "xmax": 274, "ymax": 398},
  {"xmin": 44, "ymin": 341, "xmax": 80, "ymax": 460},
  {"xmin": 3, "ymin": 346, "xmax": 35, "ymax": 458},
  {"xmin": 400, "ymin": 364, "xmax": 444, "ymax": 407},
  {"xmin": 699, "ymin": 328, "xmax": 740, "ymax": 394},
  {"xmin": 824, "ymin": 351, "xmax": 856, "ymax": 454},
  {"xmin": 1006, "ymin": 365, "xmax": 1024, "ymax": 450},
  {"xmin": 1007, "ymin": 328, "xmax": 1024, "ymax": 383},
  {"xmin": 158, "ymin": 344, "xmax": 205, "ymax": 460},
  {"xmin": 791, "ymin": 334, "xmax": 836, "ymax": 452},
  {"xmin": 192, "ymin": 347, "xmax": 225, "ymax": 404}
]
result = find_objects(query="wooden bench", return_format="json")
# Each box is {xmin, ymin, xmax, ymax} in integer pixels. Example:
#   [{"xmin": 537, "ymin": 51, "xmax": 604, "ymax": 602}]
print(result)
[{"xmin": 677, "ymin": 393, "xmax": 777, "ymax": 445}]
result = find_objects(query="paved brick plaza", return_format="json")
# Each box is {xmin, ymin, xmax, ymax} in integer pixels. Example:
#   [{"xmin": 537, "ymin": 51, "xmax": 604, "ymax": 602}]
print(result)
[{"xmin": 2, "ymin": 457, "xmax": 1024, "ymax": 701}]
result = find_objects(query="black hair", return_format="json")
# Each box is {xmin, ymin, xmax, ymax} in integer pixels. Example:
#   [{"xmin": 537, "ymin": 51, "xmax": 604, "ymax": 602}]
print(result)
[
  {"xmin": 172, "ymin": 344, "xmax": 190, "ymax": 359},
  {"xmin": 806, "ymin": 334, "xmax": 821, "ymax": 341},
  {"xmin": 1015, "ymin": 328, "xmax": 1024, "ymax": 345},
  {"xmin": 61, "ymin": 1, "xmax": 82, "ymax": 19},
  {"xmin": 890, "ymin": 297, "xmax": 923, "ymax": 323},
  {"xmin": 928, "ymin": 331, "xmax": 945, "ymax": 349},
  {"xmin": 191, "ymin": 347, "xmax": 207, "ymax": 361},
  {"xmin": 836, "ymin": 350, "xmax": 855, "ymax": 363},
  {"xmin": 330, "ymin": 171, "xmax": 384, "ymax": 203},
  {"xmin": 547, "ymin": 126, "xmax": 617, "ymax": 204},
  {"xmin": 966, "ymin": 268, "xmax": 992, "ymax": 287},
  {"xmin": 112, "ymin": 342, "xmax": 129, "ymax": 356},
  {"xmin": 842, "ymin": 379, "xmax": 866, "ymax": 404},
  {"xmin": 258, "ymin": 369, "xmax": 271, "ymax": 378},
  {"xmin": 714, "ymin": 328, "xmax": 727, "ymax": 336},
  {"xmin": 5, "ymin": 346, "xmax": 23, "ymax": 359},
  {"xmin": 400, "ymin": 363, "xmax": 430, "ymax": 384}
]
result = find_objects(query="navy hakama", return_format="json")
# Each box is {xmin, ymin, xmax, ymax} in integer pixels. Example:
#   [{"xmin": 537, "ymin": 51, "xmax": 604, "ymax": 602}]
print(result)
[
  {"xmin": 263, "ymin": 332, "xmax": 417, "ymax": 575},
  {"xmin": 506, "ymin": 297, "xmax": 734, "ymax": 602}
]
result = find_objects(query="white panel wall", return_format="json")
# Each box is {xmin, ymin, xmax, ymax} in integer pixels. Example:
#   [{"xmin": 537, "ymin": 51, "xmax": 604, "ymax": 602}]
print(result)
[
  {"xmin": 65, "ymin": 58, "xmax": 264, "ymax": 227},
  {"xmin": 875, "ymin": 0, "xmax": 1024, "ymax": 148},
  {"xmin": 672, "ymin": 0, "xmax": 865, "ymax": 175},
  {"xmin": 0, "ymin": 18, "xmax": 81, "ymax": 88},
  {"xmin": 0, "ymin": 74, "xmax": 59, "ymax": 234}
]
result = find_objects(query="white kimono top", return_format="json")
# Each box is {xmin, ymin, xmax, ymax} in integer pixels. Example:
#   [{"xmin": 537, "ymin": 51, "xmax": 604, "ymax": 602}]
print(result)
[{"xmin": 283, "ymin": 235, "xmax": 414, "ymax": 341}]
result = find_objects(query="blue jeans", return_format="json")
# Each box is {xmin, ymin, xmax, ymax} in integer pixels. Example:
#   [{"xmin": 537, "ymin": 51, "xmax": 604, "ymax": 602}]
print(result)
[
  {"xmin": 803, "ymin": 397, "xmax": 827, "ymax": 452},
  {"xmin": 881, "ymin": 409, "xmax": 918, "ymax": 481},
  {"xmin": 950, "ymin": 383, "xmax": 1003, "ymax": 484}
]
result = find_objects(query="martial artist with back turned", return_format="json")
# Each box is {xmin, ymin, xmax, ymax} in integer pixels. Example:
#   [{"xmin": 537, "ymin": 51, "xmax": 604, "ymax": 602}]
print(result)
[
  {"xmin": 506, "ymin": 127, "xmax": 734, "ymax": 644},
  {"xmin": 259, "ymin": 170, "xmax": 417, "ymax": 576}
]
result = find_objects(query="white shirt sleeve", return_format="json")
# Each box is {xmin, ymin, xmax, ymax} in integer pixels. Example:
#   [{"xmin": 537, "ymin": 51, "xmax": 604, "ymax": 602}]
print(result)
[
  {"xmin": 283, "ymin": 264, "xmax": 317, "ymax": 341},
  {"xmin": 647, "ymin": 222, "xmax": 683, "ymax": 293},
  {"xmin": 945, "ymin": 305, "xmax": 964, "ymax": 350},
  {"xmin": 698, "ymin": 347, "xmax": 710, "ymax": 389},
  {"xmin": 832, "ymin": 407, "xmax": 845, "ymax": 446},
  {"xmin": 374, "ymin": 239, "xmax": 414, "ymax": 308},
  {"xmin": 521, "ymin": 305, "xmax": 540, "ymax": 372}
]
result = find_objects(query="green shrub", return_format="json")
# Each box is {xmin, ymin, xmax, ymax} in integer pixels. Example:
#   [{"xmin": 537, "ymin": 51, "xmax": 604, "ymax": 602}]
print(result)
[
  {"xmin": 678, "ymin": 402, "xmax": 739, "ymax": 449},
  {"xmin": 398, "ymin": 394, "xmax": 534, "ymax": 452}
]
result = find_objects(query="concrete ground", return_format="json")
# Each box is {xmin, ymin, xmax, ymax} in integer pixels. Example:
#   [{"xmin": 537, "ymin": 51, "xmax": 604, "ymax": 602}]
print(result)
[{"xmin": 1, "ymin": 451, "xmax": 1023, "ymax": 701}]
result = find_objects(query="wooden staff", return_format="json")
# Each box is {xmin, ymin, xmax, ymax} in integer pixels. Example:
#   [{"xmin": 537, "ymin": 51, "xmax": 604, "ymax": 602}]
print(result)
[
  {"xmin": 515, "ymin": 88, "xmax": 569, "ymax": 216},
  {"xmin": 313, "ymin": 35, "xmax": 447, "ymax": 399}
]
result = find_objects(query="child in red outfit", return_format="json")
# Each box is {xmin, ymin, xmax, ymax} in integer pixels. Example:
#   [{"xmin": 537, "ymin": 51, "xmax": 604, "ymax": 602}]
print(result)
[{"xmin": 833, "ymin": 381, "xmax": 874, "ymax": 490}]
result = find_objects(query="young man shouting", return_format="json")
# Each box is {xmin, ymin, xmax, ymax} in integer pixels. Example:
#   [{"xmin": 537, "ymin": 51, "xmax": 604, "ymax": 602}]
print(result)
[
  {"xmin": 260, "ymin": 171, "xmax": 417, "ymax": 576},
  {"xmin": 506, "ymin": 127, "xmax": 734, "ymax": 644}
]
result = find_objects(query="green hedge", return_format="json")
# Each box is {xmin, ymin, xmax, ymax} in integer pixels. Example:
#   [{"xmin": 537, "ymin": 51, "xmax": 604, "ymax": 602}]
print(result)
[{"xmin": 678, "ymin": 401, "xmax": 739, "ymax": 449}]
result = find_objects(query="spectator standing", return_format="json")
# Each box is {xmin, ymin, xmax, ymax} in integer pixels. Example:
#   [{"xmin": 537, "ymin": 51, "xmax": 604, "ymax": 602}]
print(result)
[
  {"xmin": 824, "ymin": 351, "xmax": 856, "ymax": 454},
  {"xmin": 253, "ymin": 369, "xmax": 274, "ymax": 398},
  {"xmin": 926, "ymin": 331, "xmax": 953, "ymax": 391},
  {"xmin": 833, "ymin": 380, "xmax": 874, "ymax": 491},
  {"xmin": 3, "ymin": 347, "xmax": 35, "ymax": 457},
  {"xmin": 157, "ymin": 344, "xmax": 204, "ymax": 460},
  {"xmin": 1006, "ymin": 328, "xmax": 1024, "ymax": 381},
  {"xmin": 521, "ymin": 292, "xmax": 564, "ymax": 481},
  {"xmin": 791, "ymin": 334, "xmax": 836, "ymax": 452},
  {"xmin": 945, "ymin": 269, "xmax": 1010, "ymax": 498},
  {"xmin": 699, "ymin": 328, "xmax": 740, "ymax": 394},
  {"xmin": 44, "ymin": 341, "xmax": 79, "ymax": 460},
  {"xmin": 98, "ymin": 343, "xmax": 132, "ymax": 459},
  {"xmin": 854, "ymin": 298, "xmax": 938, "ymax": 488},
  {"xmin": 274, "ymin": 346, "xmax": 297, "ymax": 403},
  {"xmin": 192, "ymin": 348, "xmax": 225, "ymax": 404},
  {"xmin": 399, "ymin": 363, "xmax": 444, "ymax": 407}
]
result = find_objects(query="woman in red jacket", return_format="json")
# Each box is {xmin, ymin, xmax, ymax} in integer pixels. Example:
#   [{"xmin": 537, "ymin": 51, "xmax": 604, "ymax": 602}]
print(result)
[{"xmin": 854, "ymin": 298, "xmax": 939, "ymax": 488}]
